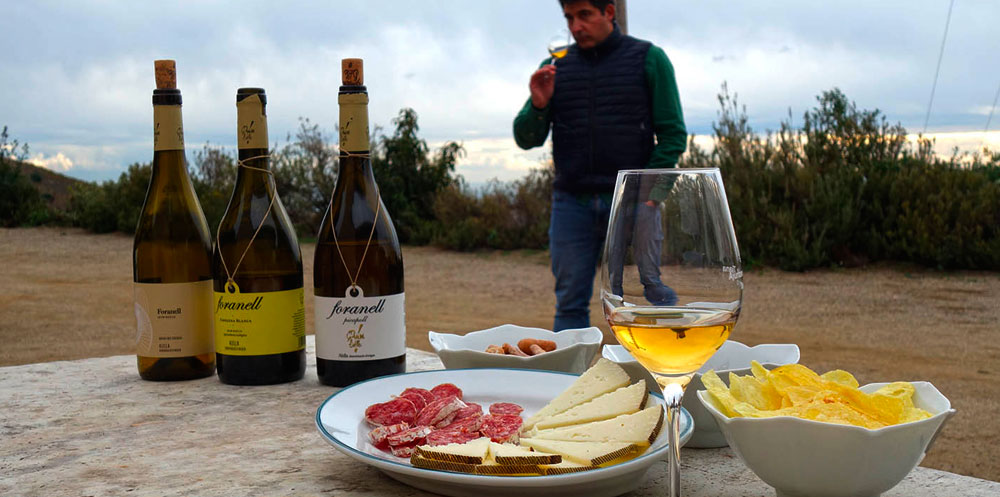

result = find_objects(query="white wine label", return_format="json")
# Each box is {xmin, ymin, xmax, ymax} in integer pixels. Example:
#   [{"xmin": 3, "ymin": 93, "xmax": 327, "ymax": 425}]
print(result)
[
  {"xmin": 214, "ymin": 287, "xmax": 306, "ymax": 356},
  {"xmin": 236, "ymin": 93, "xmax": 269, "ymax": 149},
  {"xmin": 338, "ymin": 92, "xmax": 370, "ymax": 152},
  {"xmin": 134, "ymin": 280, "xmax": 213, "ymax": 357},
  {"xmin": 153, "ymin": 105, "xmax": 184, "ymax": 151},
  {"xmin": 315, "ymin": 291, "xmax": 405, "ymax": 360}
]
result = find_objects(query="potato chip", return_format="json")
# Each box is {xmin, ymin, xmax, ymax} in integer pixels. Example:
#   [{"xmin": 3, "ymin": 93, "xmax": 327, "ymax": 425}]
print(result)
[
  {"xmin": 703, "ymin": 362, "xmax": 931, "ymax": 429},
  {"xmin": 820, "ymin": 369, "xmax": 860, "ymax": 388}
]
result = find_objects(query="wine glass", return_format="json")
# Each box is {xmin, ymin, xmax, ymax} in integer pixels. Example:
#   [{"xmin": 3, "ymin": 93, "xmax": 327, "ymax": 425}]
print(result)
[
  {"xmin": 547, "ymin": 29, "xmax": 571, "ymax": 64},
  {"xmin": 599, "ymin": 168, "xmax": 742, "ymax": 497}
]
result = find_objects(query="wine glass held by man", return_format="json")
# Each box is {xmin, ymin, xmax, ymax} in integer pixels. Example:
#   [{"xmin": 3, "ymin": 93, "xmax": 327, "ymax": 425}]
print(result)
[
  {"xmin": 601, "ymin": 168, "xmax": 743, "ymax": 497},
  {"xmin": 513, "ymin": 0, "xmax": 688, "ymax": 331}
]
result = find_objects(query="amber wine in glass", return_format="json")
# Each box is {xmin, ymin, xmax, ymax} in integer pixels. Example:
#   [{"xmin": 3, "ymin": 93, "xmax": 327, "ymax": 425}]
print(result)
[
  {"xmin": 600, "ymin": 168, "xmax": 742, "ymax": 497},
  {"xmin": 547, "ymin": 30, "xmax": 571, "ymax": 63}
]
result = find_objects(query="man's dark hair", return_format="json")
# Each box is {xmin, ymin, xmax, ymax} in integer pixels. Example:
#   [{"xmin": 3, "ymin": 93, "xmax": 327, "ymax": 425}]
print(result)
[{"xmin": 558, "ymin": 0, "xmax": 614, "ymax": 13}]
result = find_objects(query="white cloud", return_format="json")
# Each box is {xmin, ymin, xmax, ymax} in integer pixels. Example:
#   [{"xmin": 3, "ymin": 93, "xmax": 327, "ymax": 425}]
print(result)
[{"xmin": 28, "ymin": 152, "xmax": 74, "ymax": 172}]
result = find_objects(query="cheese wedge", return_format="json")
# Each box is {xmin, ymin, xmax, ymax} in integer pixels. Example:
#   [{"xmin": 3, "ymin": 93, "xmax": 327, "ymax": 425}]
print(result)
[
  {"xmin": 520, "ymin": 438, "xmax": 639, "ymax": 466},
  {"xmin": 534, "ymin": 380, "xmax": 648, "ymax": 430},
  {"xmin": 414, "ymin": 437, "xmax": 491, "ymax": 464},
  {"xmin": 410, "ymin": 454, "xmax": 541, "ymax": 475},
  {"xmin": 522, "ymin": 358, "xmax": 631, "ymax": 430},
  {"xmin": 540, "ymin": 460, "xmax": 599, "ymax": 475},
  {"xmin": 489, "ymin": 442, "xmax": 561, "ymax": 465},
  {"xmin": 531, "ymin": 405, "xmax": 664, "ymax": 444}
]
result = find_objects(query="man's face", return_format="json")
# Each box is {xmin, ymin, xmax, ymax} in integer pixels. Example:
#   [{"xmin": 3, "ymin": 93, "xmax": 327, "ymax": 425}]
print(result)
[{"xmin": 563, "ymin": 1, "xmax": 615, "ymax": 50}]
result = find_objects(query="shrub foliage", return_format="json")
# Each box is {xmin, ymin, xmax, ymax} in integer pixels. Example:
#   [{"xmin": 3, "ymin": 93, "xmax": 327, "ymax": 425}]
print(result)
[{"xmin": 8, "ymin": 88, "xmax": 1000, "ymax": 270}]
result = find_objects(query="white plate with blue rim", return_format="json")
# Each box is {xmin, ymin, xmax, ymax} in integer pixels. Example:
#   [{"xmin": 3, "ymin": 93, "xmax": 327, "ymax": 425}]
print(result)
[{"xmin": 315, "ymin": 368, "xmax": 693, "ymax": 497}]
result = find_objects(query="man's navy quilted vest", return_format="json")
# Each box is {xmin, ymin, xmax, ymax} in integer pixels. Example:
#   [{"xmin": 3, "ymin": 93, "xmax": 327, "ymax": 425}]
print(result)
[{"xmin": 551, "ymin": 27, "xmax": 653, "ymax": 194}]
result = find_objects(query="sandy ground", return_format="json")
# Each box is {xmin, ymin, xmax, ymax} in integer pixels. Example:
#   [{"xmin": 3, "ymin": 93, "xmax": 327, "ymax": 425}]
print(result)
[{"xmin": 1, "ymin": 227, "xmax": 998, "ymax": 482}]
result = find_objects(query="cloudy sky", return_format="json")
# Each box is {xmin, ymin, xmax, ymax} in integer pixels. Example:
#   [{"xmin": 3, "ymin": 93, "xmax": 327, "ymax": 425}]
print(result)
[{"xmin": 2, "ymin": 0, "xmax": 999, "ymax": 183}]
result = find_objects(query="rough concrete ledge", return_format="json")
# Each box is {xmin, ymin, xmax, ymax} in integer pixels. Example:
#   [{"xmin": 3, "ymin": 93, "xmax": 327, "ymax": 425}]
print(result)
[{"xmin": 2, "ymin": 337, "xmax": 997, "ymax": 496}]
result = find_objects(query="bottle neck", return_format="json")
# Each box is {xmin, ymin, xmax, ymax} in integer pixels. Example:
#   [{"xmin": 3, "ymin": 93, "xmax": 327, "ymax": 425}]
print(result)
[
  {"xmin": 338, "ymin": 88, "xmax": 370, "ymax": 154},
  {"xmin": 150, "ymin": 95, "xmax": 192, "ymax": 190},
  {"xmin": 235, "ymin": 92, "xmax": 271, "ymax": 184}
]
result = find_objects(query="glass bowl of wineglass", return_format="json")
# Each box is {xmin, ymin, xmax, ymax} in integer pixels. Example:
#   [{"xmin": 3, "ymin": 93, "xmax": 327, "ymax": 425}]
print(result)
[
  {"xmin": 547, "ymin": 29, "xmax": 571, "ymax": 63},
  {"xmin": 600, "ymin": 168, "xmax": 742, "ymax": 497}
]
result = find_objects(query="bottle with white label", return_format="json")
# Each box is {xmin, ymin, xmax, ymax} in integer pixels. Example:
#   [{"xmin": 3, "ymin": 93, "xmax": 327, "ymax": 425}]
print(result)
[
  {"xmin": 315, "ymin": 58, "xmax": 406, "ymax": 387},
  {"xmin": 213, "ymin": 87, "xmax": 306, "ymax": 385},
  {"xmin": 133, "ymin": 60, "xmax": 215, "ymax": 381}
]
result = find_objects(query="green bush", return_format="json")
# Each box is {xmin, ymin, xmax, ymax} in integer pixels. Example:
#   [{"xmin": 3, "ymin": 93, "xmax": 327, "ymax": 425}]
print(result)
[
  {"xmin": 681, "ymin": 84, "xmax": 1000, "ymax": 270},
  {"xmin": 0, "ymin": 126, "xmax": 47, "ymax": 227},
  {"xmin": 67, "ymin": 162, "xmax": 151, "ymax": 233}
]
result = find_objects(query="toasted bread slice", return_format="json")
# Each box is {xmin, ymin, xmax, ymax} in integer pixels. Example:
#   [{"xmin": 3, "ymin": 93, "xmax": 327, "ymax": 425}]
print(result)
[
  {"xmin": 541, "ymin": 460, "xmax": 601, "ymax": 475},
  {"xmin": 522, "ymin": 358, "xmax": 631, "ymax": 431},
  {"xmin": 410, "ymin": 454, "xmax": 541, "ymax": 475},
  {"xmin": 530, "ymin": 405, "xmax": 663, "ymax": 444},
  {"xmin": 520, "ymin": 438, "xmax": 639, "ymax": 465},
  {"xmin": 489, "ymin": 442, "xmax": 561, "ymax": 465},
  {"xmin": 534, "ymin": 380, "xmax": 648, "ymax": 430},
  {"xmin": 414, "ymin": 436, "xmax": 490, "ymax": 464}
]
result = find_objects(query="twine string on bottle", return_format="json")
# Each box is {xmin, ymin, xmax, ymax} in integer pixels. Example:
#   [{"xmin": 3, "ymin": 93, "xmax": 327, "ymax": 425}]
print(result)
[
  {"xmin": 329, "ymin": 149, "xmax": 380, "ymax": 296},
  {"xmin": 216, "ymin": 154, "xmax": 276, "ymax": 293}
]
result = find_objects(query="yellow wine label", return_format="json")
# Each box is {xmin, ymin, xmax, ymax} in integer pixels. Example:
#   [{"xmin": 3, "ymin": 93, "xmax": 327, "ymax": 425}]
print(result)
[
  {"xmin": 153, "ymin": 105, "xmax": 184, "ymax": 151},
  {"xmin": 134, "ymin": 280, "xmax": 213, "ymax": 357},
  {"xmin": 338, "ymin": 92, "xmax": 370, "ymax": 152},
  {"xmin": 236, "ymin": 93, "xmax": 269, "ymax": 149},
  {"xmin": 314, "ymin": 291, "xmax": 405, "ymax": 360},
  {"xmin": 214, "ymin": 287, "xmax": 305, "ymax": 356}
]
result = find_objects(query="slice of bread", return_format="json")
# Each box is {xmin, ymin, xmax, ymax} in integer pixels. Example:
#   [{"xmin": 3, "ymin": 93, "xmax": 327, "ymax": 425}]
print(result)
[
  {"xmin": 540, "ymin": 460, "xmax": 601, "ymax": 475},
  {"xmin": 489, "ymin": 442, "xmax": 561, "ymax": 465},
  {"xmin": 534, "ymin": 380, "xmax": 648, "ymax": 430},
  {"xmin": 409, "ymin": 454, "xmax": 542, "ymax": 476},
  {"xmin": 520, "ymin": 438, "xmax": 639, "ymax": 465},
  {"xmin": 522, "ymin": 358, "xmax": 631, "ymax": 431},
  {"xmin": 414, "ymin": 436, "xmax": 491, "ymax": 464},
  {"xmin": 530, "ymin": 405, "xmax": 664, "ymax": 444}
]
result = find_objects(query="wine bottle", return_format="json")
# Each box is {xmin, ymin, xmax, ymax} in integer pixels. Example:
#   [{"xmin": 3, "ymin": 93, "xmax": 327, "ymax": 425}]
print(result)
[
  {"xmin": 315, "ymin": 58, "xmax": 406, "ymax": 387},
  {"xmin": 213, "ymin": 87, "xmax": 305, "ymax": 385},
  {"xmin": 133, "ymin": 60, "xmax": 215, "ymax": 381}
]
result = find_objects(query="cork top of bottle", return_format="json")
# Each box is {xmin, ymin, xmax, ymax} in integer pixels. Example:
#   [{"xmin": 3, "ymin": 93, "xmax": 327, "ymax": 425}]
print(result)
[
  {"xmin": 154, "ymin": 60, "xmax": 176, "ymax": 89},
  {"xmin": 342, "ymin": 58, "xmax": 364, "ymax": 85}
]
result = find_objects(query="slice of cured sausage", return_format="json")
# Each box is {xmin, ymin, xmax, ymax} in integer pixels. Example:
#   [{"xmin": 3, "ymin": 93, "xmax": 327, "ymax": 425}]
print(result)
[{"xmin": 364, "ymin": 397, "xmax": 417, "ymax": 427}]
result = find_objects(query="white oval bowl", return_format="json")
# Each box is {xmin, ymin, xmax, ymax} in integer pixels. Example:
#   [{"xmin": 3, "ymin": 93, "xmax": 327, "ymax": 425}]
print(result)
[
  {"xmin": 602, "ymin": 341, "xmax": 800, "ymax": 448},
  {"xmin": 697, "ymin": 381, "xmax": 956, "ymax": 497},
  {"xmin": 429, "ymin": 324, "xmax": 603, "ymax": 374}
]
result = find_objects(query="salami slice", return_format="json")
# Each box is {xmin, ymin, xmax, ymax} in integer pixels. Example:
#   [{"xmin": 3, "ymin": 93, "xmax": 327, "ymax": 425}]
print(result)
[
  {"xmin": 400, "ymin": 387, "xmax": 435, "ymax": 405},
  {"xmin": 398, "ymin": 392, "xmax": 427, "ymax": 412},
  {"xmin": 430, "ymin": 383, "xmax": 464, "ymax": 401},
  {"xmin": 414, "ymin": 396, "xmax": 466, "ymax": 427},
  {"xmin": 433, "ymin": 411, "xmax": 458, "ymax": 428},
  {"xmin": 390, "ymin": 443, "xmax": 419, "ymax": 458},
  {"xmin": 479, "ymin": 414, "xmax": 523, "ymax": 444},
  {"xmin": 364, "ymin": 397, "xmax": 417, "ymax": 427},
  {"xmin": 425, "ymin": 428, "xmax": 482, "ymax": 447},
  {"xmin": 453, "ymin": 402, "xmax": 482, "ymax": 421},
  {"xmin": 386, "ymin": 425, "xmax": 433, "ymax": 447},
  {"xmin": 368, "ymin": 422, "xmax": 409, "ymax": 449},
  {"xmin": 440, "ymin": 413, "xmax": 483, "ymax": 434},
  {"xmin": 488, "ymin": 402, "xmax": 524, "ymax": 416}
]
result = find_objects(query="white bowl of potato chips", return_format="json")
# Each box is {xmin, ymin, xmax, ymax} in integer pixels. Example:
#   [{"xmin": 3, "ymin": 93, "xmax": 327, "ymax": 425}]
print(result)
[{"xmin": 697, "ymin": 363, "xmax": 956, "ymax": 497}]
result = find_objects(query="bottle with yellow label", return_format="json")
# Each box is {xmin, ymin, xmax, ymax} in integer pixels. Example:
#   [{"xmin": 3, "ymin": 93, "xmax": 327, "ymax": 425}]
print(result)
[
  {"xmin": 133, "ymin": 60, "xmax": 215, "ymax": 381},
  {"xmin": 213, "ymin": 87, "xmax": 305, "ymax": 385}
]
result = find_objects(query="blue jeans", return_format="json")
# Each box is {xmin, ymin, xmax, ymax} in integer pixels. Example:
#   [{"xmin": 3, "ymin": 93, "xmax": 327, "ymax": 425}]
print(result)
[{"xmin": 549, "ymin": 190, "xmax": 612, "ymax": 331}]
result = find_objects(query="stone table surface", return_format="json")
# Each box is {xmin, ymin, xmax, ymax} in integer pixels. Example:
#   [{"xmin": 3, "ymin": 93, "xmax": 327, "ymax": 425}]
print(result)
[{"xmin": 2, "ymin": 336, "xmax": 998, "ymax": 497}]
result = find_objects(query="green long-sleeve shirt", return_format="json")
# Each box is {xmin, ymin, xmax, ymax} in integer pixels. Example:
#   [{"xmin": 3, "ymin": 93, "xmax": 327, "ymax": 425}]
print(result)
[{"xmin": 513, "ymin": 44, "xmax": 687, "ymax": 169}]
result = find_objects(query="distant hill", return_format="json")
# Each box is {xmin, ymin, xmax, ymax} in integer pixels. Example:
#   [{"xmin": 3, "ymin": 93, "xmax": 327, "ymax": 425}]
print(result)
[{"xmin": 14, "ymin": 161, "xmax": 87, "ymax": 211}]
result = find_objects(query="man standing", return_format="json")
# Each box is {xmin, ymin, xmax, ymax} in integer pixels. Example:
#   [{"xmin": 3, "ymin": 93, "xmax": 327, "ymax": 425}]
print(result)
[{"xmin": 514, "ymin": 0, "xmax": 687, "ymax": 331}]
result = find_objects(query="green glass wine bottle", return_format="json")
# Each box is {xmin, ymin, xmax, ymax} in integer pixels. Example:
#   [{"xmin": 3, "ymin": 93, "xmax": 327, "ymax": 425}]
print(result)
[
  {"xmin": 314, "ymin": 59, "xmax": 406, "ymax": 387},
  {"xmin": 213, "ymin": 87, "xmax": 305, "ymax": 385}
]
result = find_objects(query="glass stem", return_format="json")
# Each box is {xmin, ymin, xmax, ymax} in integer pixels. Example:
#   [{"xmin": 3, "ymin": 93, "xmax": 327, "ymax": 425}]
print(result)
[{"xmin": 655, "ymin": 376, "xmax": 689, "ymax": 497}]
